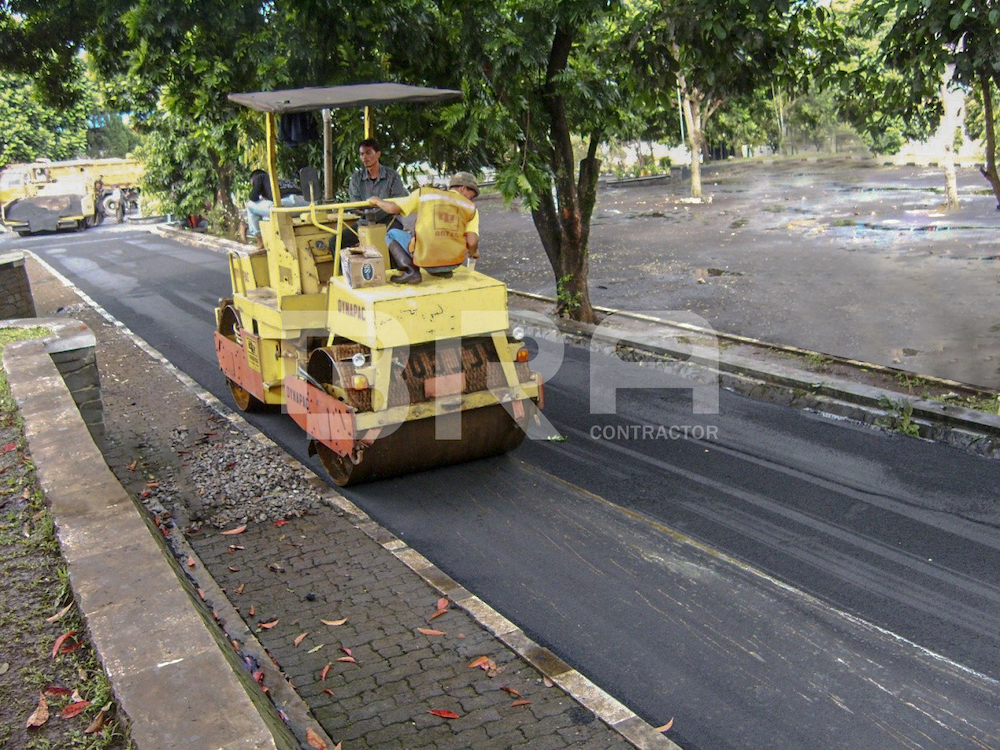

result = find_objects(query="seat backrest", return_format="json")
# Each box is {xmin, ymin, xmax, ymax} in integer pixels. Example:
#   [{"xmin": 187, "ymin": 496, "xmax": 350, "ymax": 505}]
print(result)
[{"xmin": 299, "ymin": 166, "xmax": 321, "ymax": 204}]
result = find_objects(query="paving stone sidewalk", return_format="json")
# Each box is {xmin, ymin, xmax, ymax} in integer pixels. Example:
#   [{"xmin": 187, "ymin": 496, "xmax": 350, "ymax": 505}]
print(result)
[{"xmin": 26, "ymin": 263, "xmax": 646, "ymax": 748}]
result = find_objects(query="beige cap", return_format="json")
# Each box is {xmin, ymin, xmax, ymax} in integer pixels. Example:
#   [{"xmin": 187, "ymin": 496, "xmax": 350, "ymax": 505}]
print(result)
[{"xmin": 448, "ymin": 171, "xmax": 480, "ymax": 197}]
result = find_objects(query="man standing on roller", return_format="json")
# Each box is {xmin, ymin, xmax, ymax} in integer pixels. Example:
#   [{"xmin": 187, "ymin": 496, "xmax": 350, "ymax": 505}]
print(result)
[{"xmin": 367, "ymin": 172, "xmax": 480, "ymax": 284}]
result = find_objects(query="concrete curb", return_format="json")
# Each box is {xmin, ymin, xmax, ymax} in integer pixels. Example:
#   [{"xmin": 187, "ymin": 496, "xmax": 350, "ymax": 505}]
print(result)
[
  {"xmin": 507, "ymin": 295, "xmax": 1000, "ymax": 457},
  {"xmin": 3, "ymin": 325, "xmax": 297, "ymax": 750}
]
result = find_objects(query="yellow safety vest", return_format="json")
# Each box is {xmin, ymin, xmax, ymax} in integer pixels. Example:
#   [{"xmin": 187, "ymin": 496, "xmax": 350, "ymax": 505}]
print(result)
[{"xmin": 392, "ymin": 187, "xmax": 479, "ymax": 268}]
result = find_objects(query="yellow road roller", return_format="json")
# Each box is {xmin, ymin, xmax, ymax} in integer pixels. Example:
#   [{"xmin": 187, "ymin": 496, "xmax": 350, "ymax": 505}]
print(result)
[{"xmin": 214, "ymin": 84, "xmax": 543, "ymax": 485}]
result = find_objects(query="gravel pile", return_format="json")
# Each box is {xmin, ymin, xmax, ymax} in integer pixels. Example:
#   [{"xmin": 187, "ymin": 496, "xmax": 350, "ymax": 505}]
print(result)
[{"xmin": 157, "ymin": 424, "xmax": 326, "ymax": 529}]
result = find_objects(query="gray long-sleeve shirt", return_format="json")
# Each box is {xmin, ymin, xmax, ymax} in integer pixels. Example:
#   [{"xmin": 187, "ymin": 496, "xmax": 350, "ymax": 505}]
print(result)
[{"xmin": 348, "ymin": 165, "xmax": 407, "ymax": 225}]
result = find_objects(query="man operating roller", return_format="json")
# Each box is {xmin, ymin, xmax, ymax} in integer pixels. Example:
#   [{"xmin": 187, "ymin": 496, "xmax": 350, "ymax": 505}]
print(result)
[{"xmin": 367, "ymin": 172, "xmax": 480, "ymax": 284}]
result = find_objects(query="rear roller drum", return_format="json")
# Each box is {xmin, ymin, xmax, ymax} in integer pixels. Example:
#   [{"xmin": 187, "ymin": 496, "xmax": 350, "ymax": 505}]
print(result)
[{"xmin": 316, "ymin": 404, "xmax": 528, "ymax": 487}]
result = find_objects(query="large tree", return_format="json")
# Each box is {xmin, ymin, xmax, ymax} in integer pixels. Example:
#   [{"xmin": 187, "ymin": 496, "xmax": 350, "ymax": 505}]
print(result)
[
  {"xmin": 380, "ymin": 0, "xmax": 631, "ymax": 323},
  {"xmin": 456, "ymin": 1, "xmax": 630, "ymax": 322},
  {"xmin": 628, "ymin": 0, "xmax": 830, "ymax": 199},
  {"xmin": 854, "ymin": 0, "xmax": 1000, "ymax": 208}
]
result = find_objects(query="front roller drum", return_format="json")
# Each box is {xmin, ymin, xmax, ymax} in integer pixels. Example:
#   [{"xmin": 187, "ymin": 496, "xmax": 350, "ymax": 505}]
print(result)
[{"xmin": 317, "ymin": 404, "xmax": 527, "ymax": 487}]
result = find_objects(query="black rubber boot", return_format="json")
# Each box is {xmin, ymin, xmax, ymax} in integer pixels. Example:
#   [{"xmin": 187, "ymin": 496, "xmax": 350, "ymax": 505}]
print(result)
[{"xmin": 387, "ymin": 240, "xmax": 421, "ymax": 284}]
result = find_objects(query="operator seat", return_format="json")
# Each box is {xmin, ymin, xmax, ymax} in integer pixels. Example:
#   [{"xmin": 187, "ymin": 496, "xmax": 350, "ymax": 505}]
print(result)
[{"xmin": 299, "ymin": 166, "xmax": 321, "ymax": 204}]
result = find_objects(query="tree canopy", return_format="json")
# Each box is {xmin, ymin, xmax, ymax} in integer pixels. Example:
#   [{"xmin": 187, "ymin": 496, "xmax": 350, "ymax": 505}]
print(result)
[
  {"xmin": 0, "ymin": 63, "xmax": 94, "ymax": 167},
  {"xmin": 4, "ymin": 0, "xmax": 997, "ymax": 318},
  {"xmin": 850, "ymin": 0, "xmax": 1000, "ymax": 204}
]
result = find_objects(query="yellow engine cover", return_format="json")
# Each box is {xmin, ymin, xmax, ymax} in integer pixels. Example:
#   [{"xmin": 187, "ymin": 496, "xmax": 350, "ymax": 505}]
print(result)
[{"xmin": 327, "ymin": 267, "xmax": 509, "ymax": 349}]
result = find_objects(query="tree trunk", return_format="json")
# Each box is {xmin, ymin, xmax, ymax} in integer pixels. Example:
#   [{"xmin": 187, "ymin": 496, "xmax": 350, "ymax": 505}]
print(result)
[
  {"xmin": 942, "ymin": 144, "xmax": 959, "ymax": 210},
  {"xmin": 209, "ymin": 152, "xmax": 240, "ymax": 225},
  {"xmin": 978, "ymin": 74, "xmax": 1000, "ymax": 209},
  {"xmin": 533, "ymin": 22, "xmax": 597, "ymax": 324},
  {"xmin": 939, "ymin": 77, "xmax": 959, "ymax": 210},
  {"xmin": 679, "ymin": 75, "xmax": 702, "ymax": 199}
]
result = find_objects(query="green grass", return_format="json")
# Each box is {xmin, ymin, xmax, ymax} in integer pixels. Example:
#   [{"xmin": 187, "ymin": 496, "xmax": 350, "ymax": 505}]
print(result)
[
  {"xmin": 875, "ymin": 397, "xmax": 921, "ymax": 436},
  {"xmin": 805, "ymin": 352, "xmax": 833, "ymax": 368}
]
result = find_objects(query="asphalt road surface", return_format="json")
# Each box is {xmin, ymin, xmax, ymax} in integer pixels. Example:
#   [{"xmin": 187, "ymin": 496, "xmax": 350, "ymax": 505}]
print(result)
[{"xmin": 11, "ymin": 225, "xmax": 1000, "ymax": 750}]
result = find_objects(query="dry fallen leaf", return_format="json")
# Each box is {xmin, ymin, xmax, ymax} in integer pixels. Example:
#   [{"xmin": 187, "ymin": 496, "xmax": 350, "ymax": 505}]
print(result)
[
  {"xmin": 51, "ymin": 631, "xmax": 77, "ymax": 658},
  {"xmin": 323, "ymin": 688, "xmax": 335, "ymax": 697},
  {"xmin": 61, "ymin": 700, "xmax": 91, "ymax": 718},
  {"xmin": 235, "ymin": 583, "xmax": 246, "ymax": 595},
  {"xmin": 274, "ymin": 520, "xmax": 288, "ymax": 527},
  {"xmin": 336, "ymin": 656, "xmax": 356, "ymax": 663},
  {"xmin": 320, "ymin": 618, "xmax": 347, "ymax": 626},
  {"xmin": 320, "ymin": 663, "xmax": 331, "ymax": 681},
  {"xmin": 467, "ymin": 656, "xmax": 489, "ymax": 669},
  {"xmin": 656, "ymin": 718, "xmax": 675, "ymax": 732},
  {"xmin": 249, "ymin": 605, "xmax": 255, "ymax": 616},
  {"xmin": 186, "ymin": 556, "xmax": 196, "ymax": 568},
  {"xmin": 258, "ymin": 619, "xmax": 279, "ymax": 629},
  {"xmin": 418, "ymin": 628, "xmax": 446, "ymax": 636},
  {"xmin": 307, "ymin": 644, "xmax": 325, "ymax": 654},
  {"xmin": 305, "ymin": 727, "xmax": 327, "ymax": 750},
  {"xmin": 294, "ymin": 632, "xmax": 308, "ymax": 647},
  {"xmin": 84, "ymin": 710, "xmax": 107, "ymax": 734},
  {"xmin": 436, "ymin": 597, "xmax": 449, "ymax": 610},
  {"xmin": 221, "ymin": 524, "xmax": 247, "ymax": 535},
  {"xmin": 429, "ymin": 709, "xmax": 460, "ymax": 719},
  {"xmin": 26, "ymin": 694, "xmax": 49, "ymax": 728},
  {"xmin": 543, "ymin": 677, "xmax": 554, "ymax": 688},
  {"xmin": 511, "ymin": 699, "xmax": 532, "ymax": 707},
  {"xmin": 428, "ymin": 609, "xmax": 448, "ymax": 622},
  {"xmin": 127, "ymin": 460, "xmax": 138, "ymax": 471},
  {"xmin": 45, "ymin": 603, "xmax": 73, "ymax": 623},
  {"xmin": 501, "ymin": 687, "xmax": 521, "ymax": 697},
  {"xmin": 340, "ymin": 647, "xmax": 352, "ymax": 656},
  {"xmin": 228, "ymin": 566, "xmax": 240, "ymax": 572}
]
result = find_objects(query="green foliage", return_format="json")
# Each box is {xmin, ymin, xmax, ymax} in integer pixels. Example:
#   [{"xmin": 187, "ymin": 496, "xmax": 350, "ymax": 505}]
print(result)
[
  {"xmin": 0, "ymin": 4, "xmax": 96, "ymax": 109},
  {"xmin": 964, "ymin": 81, "xmax": 999, "ymax": 142},
  {"xmin": 86, "ymin": 114, "xmax": 141, "ymax": 159},
  {"xmin": 846, "ymin": 0, "xmax": 1000, "ymax": 173},
  {"xmin": 875, "ymin": 396, "xmax": 921, "ymax": 436},
  {"xmin": 0, "ymin": 65, "xmax": 95, "ymax": 167},
  {"xmin": 134, "ymin": 113, "xmax": 218, "ymax": 219},
  {"xmin": 705, "ymin": 90, "xmax": 781, "ymax": 153},
  {"xmin": 556, "ymin": 275, "xmax": 583, "ymax": 316},
  {"xmin": 861, "ymin": 124, "xmax": 906, "ymax": 156}
]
